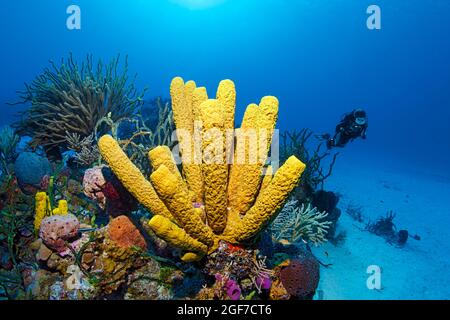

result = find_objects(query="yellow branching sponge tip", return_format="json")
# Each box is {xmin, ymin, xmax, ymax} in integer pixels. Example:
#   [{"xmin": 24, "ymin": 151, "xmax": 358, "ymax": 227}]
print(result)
[
  {"xmin": 98, "ymin": 134, "xmax": 174, "ymax": 221},
  {"xmin": 233, "ymin": 156, "xmax": 306, "ymax": 242},
  {"xmin": 150, "ymin": 165, "xmax": 216, "ymax": 247},
  {"xmin": 181, "ymin": 252, "xmax": 203, "ymax": 263},
  {"xmin": 148, "ymin": 215, "xmax": 208, "ymax": 255}
]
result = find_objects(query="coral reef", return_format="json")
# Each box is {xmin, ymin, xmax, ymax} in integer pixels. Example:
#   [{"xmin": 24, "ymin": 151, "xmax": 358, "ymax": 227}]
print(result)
[
  {"xmin": 12, "ymin": 54, "xmax": 145, "ymax": 158},
  {"xmin": 98, "ymin": 76, "xmax": 306, "ymax": 262},
  {"xmin": 271, "ymin": 200, "xmax": 331, "ymax": 246},
  {"xmin": 1, "ymin": 71, "xmax": 336, "ymax": 301}
]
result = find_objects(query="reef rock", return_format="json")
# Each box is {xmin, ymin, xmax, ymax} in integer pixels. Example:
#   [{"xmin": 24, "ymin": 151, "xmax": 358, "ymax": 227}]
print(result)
[
  {"xmin": 39, "ymin": 214, "xmax": 80, "ymax": 252},
  {"xmin": 14, "ymin": 152, "xmax": 52, "ymax": 194},
  {"xmin": 36, "ymin": 243, "xmax": 53, "ymax": 262},
  {"xmin": 30, "ymin": 269, "xmax": 62, "ymax": 300},
  {"xmin": 124, "ymin": 259, "xmax": 171, "ymax": 300}
]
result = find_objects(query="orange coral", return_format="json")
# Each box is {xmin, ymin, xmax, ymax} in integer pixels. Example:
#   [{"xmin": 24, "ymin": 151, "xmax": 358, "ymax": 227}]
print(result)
[{"xmin": 108, "ymin": 216, "xmax": 147, "ymax": 251}]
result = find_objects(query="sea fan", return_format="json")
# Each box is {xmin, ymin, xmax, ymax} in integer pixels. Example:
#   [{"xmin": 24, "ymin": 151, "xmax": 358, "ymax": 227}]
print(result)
[{"xmin": 271, "ymin": 200, "xmax": 331, "ymax": 246}]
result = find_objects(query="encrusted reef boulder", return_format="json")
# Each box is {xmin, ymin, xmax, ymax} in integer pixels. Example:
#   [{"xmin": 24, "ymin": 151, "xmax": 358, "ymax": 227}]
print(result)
[
  {"xmin": 39, "ymin": 214, "xmax": 80, "ymax": 252},
  {"xmin": 269, "ymin": 249, "xmax": 320, "ymax": 300},
  {"xmin": 14, "ymin": 152, "xmax": 52, "ymax": 194}
]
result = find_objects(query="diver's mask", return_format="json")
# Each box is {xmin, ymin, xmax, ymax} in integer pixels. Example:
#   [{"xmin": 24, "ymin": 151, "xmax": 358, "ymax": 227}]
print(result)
[
  {"xmin": 355, "ymin": 117, "xmax": 366, "ymax": 125},
  {"xmin": 353, "ymin": 109, "xmax": 367, "ymax": 125}
]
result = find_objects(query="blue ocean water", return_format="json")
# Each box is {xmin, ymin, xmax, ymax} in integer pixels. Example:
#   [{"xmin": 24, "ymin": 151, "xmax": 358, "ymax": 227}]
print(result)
[{"xmin": 1, "ymin": 0, "xmax": 449, "ymax": 174}]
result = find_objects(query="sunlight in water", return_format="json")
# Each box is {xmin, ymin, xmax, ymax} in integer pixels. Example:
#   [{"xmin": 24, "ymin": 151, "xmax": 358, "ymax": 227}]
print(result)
[{"xmin": 170, "ymin": 0, "xmax": 226, "ymax": 9}]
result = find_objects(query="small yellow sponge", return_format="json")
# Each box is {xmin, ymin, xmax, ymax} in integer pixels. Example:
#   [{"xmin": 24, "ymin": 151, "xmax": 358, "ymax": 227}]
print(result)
[
  {"xmin": 34, "ymin": 192, "xmax": 48, "ymax": 232},
  {"xmin": 52, "ymin": 200, "xmax": 68, "ymax": 215}
]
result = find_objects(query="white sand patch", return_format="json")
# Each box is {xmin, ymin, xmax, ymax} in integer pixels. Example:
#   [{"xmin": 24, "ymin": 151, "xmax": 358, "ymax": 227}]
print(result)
[{"xmin": 311, "ymin": 152, "xmax": 450, "ymax": 299}]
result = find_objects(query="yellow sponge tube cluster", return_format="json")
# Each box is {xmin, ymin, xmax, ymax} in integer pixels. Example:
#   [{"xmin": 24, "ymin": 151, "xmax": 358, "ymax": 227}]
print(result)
[
  {"xmin": 98, "ymin": 76, "xmax": 306, "ymax": 261},
  {"xmin": 34, "ymin": 192, "xmax": 69, "ymax": 232}
]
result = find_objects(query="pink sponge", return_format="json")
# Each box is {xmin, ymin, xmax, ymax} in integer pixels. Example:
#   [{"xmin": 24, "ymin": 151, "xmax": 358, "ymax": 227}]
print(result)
[{"xmin": 39, "ymin": 214, "xmax": 80, "ymax": 252}]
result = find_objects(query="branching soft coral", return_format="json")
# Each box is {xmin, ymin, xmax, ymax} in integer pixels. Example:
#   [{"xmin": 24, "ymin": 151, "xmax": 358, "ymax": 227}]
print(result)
[
  {"xmin": 0, "ymin": 126, "xmax": 19, "ymax": 175},
  {"xmin": 12, "ymin": 54, "xmax": 145, "ymax": 157},
  {"xmin": 280, "ymin": 129, "xmax": 338, "ymax": 191},
  {"xmin": 271, "ymin": 200, "xmax": 331, "ymax": 246}
]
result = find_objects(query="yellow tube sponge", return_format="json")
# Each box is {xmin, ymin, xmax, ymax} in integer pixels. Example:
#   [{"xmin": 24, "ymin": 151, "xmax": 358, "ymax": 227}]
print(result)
[
  {"xmin": 170, "ymin": 77, "xmax": 204, "ymax": 203},
  {"xmin": 258, "ymin": 166, "xmax": 273, "ymax": 197},
  {"xmin": 98, "ymin": 135, "xmax": 174, "ymax": 221},
  {"xmin": 148, "ymin": 145, "xmax": 188, "ymax": 194},
  {"xmin": 227, "ymin": 103, "xmax": 259, "ymax": 207},
  {"xmin": 148, "ymin": 215, "xmax": 207, "ymax": 255},
  {"xmin": 170, "ymin": 77, "xmax": 193, "ymax": 134},
  {"xmin": 216, "ymin": 80, "xmax": 236, "ymax": 131},
  {"xmin": 187, "ymin": 87, "xmax": 209, "ymax": 202},
  {"xmin": 34, "ymin": 192, "xmax": 48, "ymax": 232},
  {"xmin": 200, "ymin": 99, "xmax": 228, "ymax": 234},
  {"xmin": 150, "ymin": 165, "xmax": 216, "ymax": 247},
  {"xmin": 216, "ymin": 80, "xmax": 236, "ymax": 163},
  {"xmin": 233, "ymin": 96, "xmax": 279, "ymax": 215},
  {"xmin": 97, "ymin": 77, "xmax": 307, "ymax": 262},
  {"xmin": 148, "ymin": 145, "xmax": 179, "ymax": 174},
  {"xmin": 232, "ymin": 156, "xmax": 306, "ymax": 242}
]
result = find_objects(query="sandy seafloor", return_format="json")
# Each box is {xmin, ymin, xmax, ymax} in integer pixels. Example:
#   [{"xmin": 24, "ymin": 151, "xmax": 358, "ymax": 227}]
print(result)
[{"xmin": 311, "ymin": 150, "xmax": 450, "ymax": 300}]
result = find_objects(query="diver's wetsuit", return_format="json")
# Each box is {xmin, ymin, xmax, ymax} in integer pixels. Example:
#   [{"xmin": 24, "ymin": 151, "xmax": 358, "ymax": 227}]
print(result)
[{"xmin": 327, "ymin": 112, "xmax": 368, "ymax": 149}]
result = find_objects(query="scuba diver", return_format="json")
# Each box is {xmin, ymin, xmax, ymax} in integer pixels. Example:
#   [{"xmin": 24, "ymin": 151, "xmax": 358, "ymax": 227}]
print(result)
[{"xmin": 321, "ymin": 109, "xmax": 368, "ymax": 149}]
